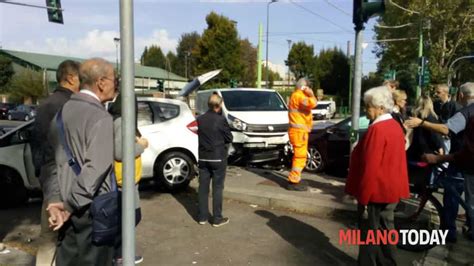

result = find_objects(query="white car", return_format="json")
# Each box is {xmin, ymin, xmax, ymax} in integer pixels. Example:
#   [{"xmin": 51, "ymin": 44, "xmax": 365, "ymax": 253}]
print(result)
[
  {"xmin": 136, "ymin": 97, "xmax": 198, "ymax": 190},
  {"xmin": 312, "ymin": 100, "xmax": 336, "ymax": 120},
  {"xmin": 0, "ymin": 97, "xmax": 198, "ymax": 207}
]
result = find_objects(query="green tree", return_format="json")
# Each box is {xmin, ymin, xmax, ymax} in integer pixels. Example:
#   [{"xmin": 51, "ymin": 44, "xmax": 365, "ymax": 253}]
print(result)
[
  {"xmin": 239, "ymin": 39, "xmax": 257, "ymax": 87},
  {"xmin": 374, "ymin": 0, "xmax": 474, "ymax": 84},
  {"xmin": 195, "ymin": 12, "xmax": 243, "ymax": 86},
  {"xmin": 9, "ymin": 68, "xmax": 46, "ymax": 103},
  {"xmin": 0, "ymin": 55, "xmax": 14, "ymax": 93},
  {"xmin": 141, "ymin": 45, "xmax": 166, "ymax": 69},
  {"xmin": 286, "ymin": 41, "xmax": 316, "ymax": 82},
  {"xmin": 315, "ymin": 48, "xmax": 350, "ymax": 101},
  {"xmin": 175, "ymin": 32, "xmax": 201, "ymax": 79}
]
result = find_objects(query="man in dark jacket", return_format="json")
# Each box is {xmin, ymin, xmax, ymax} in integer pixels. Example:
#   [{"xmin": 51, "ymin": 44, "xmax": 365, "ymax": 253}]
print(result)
[
  {"xmin": 197, "ymin": 93, "xmax": 233, "ymax": 227},
  {"xmin": 31, "ymin": 60, "xmax": 80, "ymax": 245}
]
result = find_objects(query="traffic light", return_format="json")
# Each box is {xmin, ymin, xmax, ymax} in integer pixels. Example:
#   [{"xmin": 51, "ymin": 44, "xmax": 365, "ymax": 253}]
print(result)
[
  {"xmin": 384, "ymin": 70, "xmax": 396, "ymax": 80},
  {"xmin": 230, "ymin": 79, "xmax": 238, "ymax": 88},
  {"xmin": 353, "ymin": 0, "xmax": 386, "ymax": 29},
  {"xmin": 156, "ymin": 80, "xmax": 164, "ymax": 91},
  {"xmin": 46, "ymin": 0, "xmax": 63, "ymax": 24}
]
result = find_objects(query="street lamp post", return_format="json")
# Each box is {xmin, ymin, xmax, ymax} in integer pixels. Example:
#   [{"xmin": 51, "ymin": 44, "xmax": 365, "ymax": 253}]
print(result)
[
  {"xmin": 447, "ymin": 55, "xmax": 474, "ymax": 87},
  {"xmin": 184, "ymin": 51, "xmax": 191, "ymax": 80},
  {"xmin": 113, "ymin": 37, "xmax": 120, "ymax": 73},
  {"xmin": 286, "ymin": 39, "xmax": 292, "ymax": 89},
  {"xmin": 265, "ymin": 0, "xmax": 277, "ymax": 88}
]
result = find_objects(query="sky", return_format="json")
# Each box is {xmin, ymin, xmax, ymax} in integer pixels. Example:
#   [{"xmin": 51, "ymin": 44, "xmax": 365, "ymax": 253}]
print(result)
[{"xmin": 0, "ymin": 0, "xmax": 381, "ymax": 77}]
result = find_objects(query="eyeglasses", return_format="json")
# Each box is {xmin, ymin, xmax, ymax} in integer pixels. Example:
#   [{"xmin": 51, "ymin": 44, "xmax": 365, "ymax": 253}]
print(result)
[{"xmin": 102, "ymin": 76, "xmax": 120, "ymax": 91}]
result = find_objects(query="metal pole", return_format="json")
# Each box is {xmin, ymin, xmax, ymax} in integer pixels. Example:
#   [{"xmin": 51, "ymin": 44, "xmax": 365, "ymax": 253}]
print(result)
[
  {"xmin": 184, "ymin": 53, "xmax": 188, "ymax": 80},
  {"xmin": 0, "ymin": 0, "xmax": 64, "ymax": 11},
  {"xmin": 347, "ymin": 40, "xmax": 353, "ymax": 111},
  {"xmin": 119, "ymin": 0, "xmax": 136, "ymax": 265},
  {"xmin": 287, "ymin": 39, "xmax": 292, "ymax": 89},
  {"xmin": 447, "ymin": 55, "xmax": 474, "ymax": 86},
  {"xmin": 350, "ymin": 27, "xmax": 363, "ymax": 152},
  {"xmin": 416, "ymin": 20, "xmax": 423, "ymax": 98},
  {"xmin": 257, "ymin": 23, "xmax": 263, "ymax": 88},
  {"xmin": 265, "ymin": 0, "xmax": 276, "ymax": 88}
]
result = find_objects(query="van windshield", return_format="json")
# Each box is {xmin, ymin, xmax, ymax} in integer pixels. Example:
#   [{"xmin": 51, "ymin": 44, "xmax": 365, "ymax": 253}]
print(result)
[
  {"xmin": 315, "ymin": 103, "xmax": 330, "ymax": 110},
  {"xmin": 221, "ymin": 91, "xmax": 287, "ymax": 111}
]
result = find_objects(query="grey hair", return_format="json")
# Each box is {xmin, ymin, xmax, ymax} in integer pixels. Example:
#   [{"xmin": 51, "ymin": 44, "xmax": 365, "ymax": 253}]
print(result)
[
  {"xmin": 79, "ymin": 58, "xmax": 113, "ymax": 87},
  {"xmin": 460, "ymin": 82, "xmax": 474, "ymax": 97},
  {"xmin": 208, "ymin": 93, "xmax": 222, "ymax": 110},
  {"xmin": 363, "ymin": 86, "xmax": 394, "ymax": 113},
  {"xmin": 296, "ymin": 78, "xmax": 311, "ymax": 89}
]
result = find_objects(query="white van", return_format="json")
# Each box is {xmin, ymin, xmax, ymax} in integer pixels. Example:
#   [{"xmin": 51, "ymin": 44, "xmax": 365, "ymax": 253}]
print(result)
[
  {"xmin": 196, "ymin": 88, "xmax": 289, "ymax": 164},
  {"xmin": 312, "ymin": 100, "xmax": 336, "ymax": 120}
]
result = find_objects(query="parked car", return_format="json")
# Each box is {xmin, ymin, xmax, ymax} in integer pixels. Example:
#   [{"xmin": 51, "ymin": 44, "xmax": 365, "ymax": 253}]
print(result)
[
  {"xmin": 0, "ymin": 120, "xmax": 39, "ymax": 208},
  {"xmin": 0, "ymin": 103, "xmax": 18, "ymax": 119},
  {"xmin": 137, "ymin": 97, "xmax": 198, "ymax": 191},
  {"xmin": 0, "ymin": 97, "xmax": 198, "ymax": 207},
  {"xmin": 312, "ymin": 100, "xmax": 336, "ymax": 120},
  {"xmin": 7, "ymin": 105, "xmax": 36, "ymax": 121},
  {"xmin": 196, "ymin": 88, "xmax": 289, "ymax": 165},
  {"xmin": 305, "ymin": 115, "xmax": 370, "ymax": 175}
]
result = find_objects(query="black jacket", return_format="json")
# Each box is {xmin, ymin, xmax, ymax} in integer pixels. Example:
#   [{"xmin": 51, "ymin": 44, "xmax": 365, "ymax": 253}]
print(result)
[
  {"xmin": 31, "ymin": 87, "xmax": 74, "ymax": 175},
  {"xmin": 407, "ymin": 114, "xmax": 444, "ymax": 161},
  {"xmin": 197, "ymin": 110, "xmax": 233, "ymax": 161},
  {"xmin": 434, "ymin": 99, "xmax": 461, "ymax": 123}
]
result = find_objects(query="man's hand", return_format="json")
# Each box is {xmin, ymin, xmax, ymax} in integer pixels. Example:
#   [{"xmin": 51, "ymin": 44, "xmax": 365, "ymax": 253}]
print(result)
[
  {"xmin": 404, "ymin": 117, "xmax": 423, "ymax": 128},
  {"xmin": 303, "ymin": 87, "xmax": 315, "ymax": 97},
  {"xmin": 46, "ymin": 202, "xmax": 71, "ymax": 231},
  {"xmin": 422, "ymin": 153, "xmax": 440, "ymax": 164},
  {"xmin": 136, "ymin": 137, "xmax": 149, "ymax": 149}
]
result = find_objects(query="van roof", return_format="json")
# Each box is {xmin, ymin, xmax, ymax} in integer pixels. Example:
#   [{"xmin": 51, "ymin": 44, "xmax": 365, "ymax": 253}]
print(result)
[{"xmin": 197, "ymin": 88, "xmax": 277, "ymax": 94}]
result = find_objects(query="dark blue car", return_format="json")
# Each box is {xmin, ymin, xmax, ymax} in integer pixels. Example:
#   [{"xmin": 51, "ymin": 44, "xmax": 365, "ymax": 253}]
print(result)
[{"xmin": 7, "ymin": 105, "xmax": 36, "ymax": 121}]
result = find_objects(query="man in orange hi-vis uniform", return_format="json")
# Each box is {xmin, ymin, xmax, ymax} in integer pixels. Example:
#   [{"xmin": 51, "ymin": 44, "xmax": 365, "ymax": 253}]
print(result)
[{"xmin": 287, "ymin": 78, "xmax": 317, "ymax": 191}]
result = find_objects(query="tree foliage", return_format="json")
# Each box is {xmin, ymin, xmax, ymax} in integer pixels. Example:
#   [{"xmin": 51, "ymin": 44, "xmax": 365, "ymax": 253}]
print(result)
[
  {"xmin": 175, "ymin": 32, "xmax": 201, "ymax": 79},
  {"xmin": 286, "ymin": 42, "xmax": 315, "ymax": 82},
  {"xmin": 374, "ymin": 0, "xmax": 474, "ymax": 85},
  {"xmin": 141, "ymin": 45, "xmax": 166, "ymax": 69},
  {"xmin": 195, "ymin": 12, "xmax": 243, "ymax": 86},
  {"xmin": 316, "ymin": 48, "xmax": 350, "ymax": 100},
  {"xmin": 239, "ymin": 38, "xmax": 257, "ymax": 87},
  {"xmin": 9, "ymin": 68, "xmax": 46, "ymax": 102},
  {"xmin": 0, "ymin": 55, "xmax": 14, "ymax": 93}
]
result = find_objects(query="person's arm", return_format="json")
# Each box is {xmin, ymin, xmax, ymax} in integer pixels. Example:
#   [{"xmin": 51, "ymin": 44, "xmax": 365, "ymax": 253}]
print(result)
[
  {"xmin": 299, "ymin": 88, "xmax": 317, "ymax": 111},
  {"xmin": 113, "ymin": 118, "xmax": 145, "ymax": 161},
  {"xmin": 65, "ymin": 116, "xmax": 114, "ymax": 213},
  {"xmin": 404, "ymin": 117, "xmax": 450, "ymax": 135},
  {"xmin": 220, "ymin": 116, "xmax": 233, "ymax": 144},
  {"xmin": 422, "ymin": 153, "xmax": 455, "ymax": 164}
]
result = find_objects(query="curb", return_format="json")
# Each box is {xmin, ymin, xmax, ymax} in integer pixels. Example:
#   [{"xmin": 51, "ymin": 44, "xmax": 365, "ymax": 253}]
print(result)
[{"xmin": 189, "ymin": 181, "xmax": 357, "ymax": 219}]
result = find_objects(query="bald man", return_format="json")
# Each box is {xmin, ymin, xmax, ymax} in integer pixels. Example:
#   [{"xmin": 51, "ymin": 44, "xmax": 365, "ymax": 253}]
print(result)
[
  {"xmin": 45, "ymin": 58, "xmax": 117, "ymax": 265},
  {"xmin": 197, "ymin": 94, "xmax": 233, "ymax": 227}
]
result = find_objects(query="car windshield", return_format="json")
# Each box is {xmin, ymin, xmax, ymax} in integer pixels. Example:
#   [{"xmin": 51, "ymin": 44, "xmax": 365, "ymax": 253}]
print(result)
[
  {"xmin": 315, "ymin": 104, "xmax": 330, "ymax": 110},
  {"xmin": 221, "ymin": 91, "xmax": 287, "ymax": 111},
  {"xmin": 339, "ymin": 115, "xmax": 370, "ymax": 130}
]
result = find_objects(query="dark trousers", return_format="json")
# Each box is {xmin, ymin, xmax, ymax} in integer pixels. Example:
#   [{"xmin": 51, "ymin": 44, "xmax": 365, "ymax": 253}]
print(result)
[
  {"xmin": 56, "ymin": 210, "xmax": 114, "ymax": 266},
  {"xmin": 358, "ymin": 203, "xmax": 398, "ymax": 266},
  {"xmin": 440, "ymin": 172, "xmax": 464, "ymax": 240},
  {"xmin": 198, "ymin": 160, "xmax": 226, "ymax": 222}
]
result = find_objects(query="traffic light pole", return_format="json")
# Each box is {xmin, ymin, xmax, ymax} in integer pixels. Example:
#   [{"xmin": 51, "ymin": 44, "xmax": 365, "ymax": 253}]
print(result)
[
  {"xmin": 416, "ymin": 20, "xmax": 423, "ymax": 98},
  {"xmin": 119, "ymin": 0, "xmax": 136, "ymax": 265},
  {"xmin": 350, "ymin": 25, "xmax": 364, "ymax": 152}
]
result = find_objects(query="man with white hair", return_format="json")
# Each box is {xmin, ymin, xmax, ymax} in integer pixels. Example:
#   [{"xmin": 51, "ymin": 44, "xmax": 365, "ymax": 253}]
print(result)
[
  {"xmin": 287, "ymin": 78, "xmax": 317, "ymax": 191},
  {"xmin": 406, "ymin": 82, "xmax": 474, "ymax": 241},
  {"xmin": 44, "ymin": 58, "xmax": 117, "ymax": 264}
]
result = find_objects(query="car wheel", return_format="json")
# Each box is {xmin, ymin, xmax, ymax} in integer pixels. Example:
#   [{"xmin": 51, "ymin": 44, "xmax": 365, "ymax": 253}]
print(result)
[
  {"xmin": 155, "ymin": 151, "xmax": 194, "ymax": 191},
  {"xmin": 7, "ymin": 114, "xmax": 12, "ymax": 120},
  {"xmin": 305, "ymin": 146, "xmax": 325, "ymax": 172},
  {"xmin": 0, "ymin": 168, "xmax": 28, "ymax": 209},
  {"xmin": 24, "ymin": 115, "xmax": 29, "ymax": 121}
]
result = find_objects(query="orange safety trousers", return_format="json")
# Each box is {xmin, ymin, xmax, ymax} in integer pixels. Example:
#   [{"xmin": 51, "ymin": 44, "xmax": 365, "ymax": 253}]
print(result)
[{"xmin": 288, "ymin": 128, "xmax": 308, "ymax": 184}]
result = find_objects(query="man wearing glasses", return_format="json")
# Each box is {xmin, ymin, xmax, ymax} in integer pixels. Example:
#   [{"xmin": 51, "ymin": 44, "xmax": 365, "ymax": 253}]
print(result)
[{"xmin": 44, "ymin": 58, "xmax": 118, "ymax": 265}]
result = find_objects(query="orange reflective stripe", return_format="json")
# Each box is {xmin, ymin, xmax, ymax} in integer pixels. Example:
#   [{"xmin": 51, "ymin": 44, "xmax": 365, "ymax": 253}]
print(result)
[
  {"xmin": 291, "ymin": 167, "xmax": 303, "ymax": 172},
  {"xmin": 290, "ymin": 123, "xmax": 311, "ymax": 132},
  {"xmin": 302, "ymin": 98, "xmax": 309, "ymax": 107}
]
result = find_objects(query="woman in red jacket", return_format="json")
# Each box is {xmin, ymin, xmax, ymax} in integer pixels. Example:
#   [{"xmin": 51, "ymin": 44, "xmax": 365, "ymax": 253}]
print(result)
[{"xmin": 345, "ymin": 86, "xmax": 409, "ymax": 266}]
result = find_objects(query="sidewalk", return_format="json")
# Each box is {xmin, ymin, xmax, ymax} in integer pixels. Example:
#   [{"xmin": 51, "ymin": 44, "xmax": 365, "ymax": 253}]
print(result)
[{"xmin": 189, "ymin": 166, "xmax": 357, "ymax": 219}]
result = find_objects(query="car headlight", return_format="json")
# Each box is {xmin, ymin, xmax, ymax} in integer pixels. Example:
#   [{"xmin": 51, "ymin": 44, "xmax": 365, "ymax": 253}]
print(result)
[{"xmin": 228, "ymin": 114, "xmax": 247, "ymax": 131}]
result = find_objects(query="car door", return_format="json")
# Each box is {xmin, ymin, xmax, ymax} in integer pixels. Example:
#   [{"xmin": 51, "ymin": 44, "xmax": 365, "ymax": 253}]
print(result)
[{"xmin": 326, "ymin": 119, "xmax": 351, "ymax": 166}]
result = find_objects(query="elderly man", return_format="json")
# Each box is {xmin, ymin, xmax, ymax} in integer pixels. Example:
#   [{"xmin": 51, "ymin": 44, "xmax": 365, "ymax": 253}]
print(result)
[
  {"xmin": 346, "ymin": 86, "xmax": 409, "ymax": 265},
  {"xmin": 45, "ymin": 58, "xmax": 117, "ymax": 265},
  {"xmin": 31, "ymin": 60, "xmax": 80, "ymax": 263},
  {"xmin": 406, "ymin": 82, "xmax": 474, "ymax": 241},
  {"xmin": 197, "ymin": 94, "xmax": 233, "ymax": 227},
  {"xmin": 287, "ymin": 78, "xmax": 317, "ymax": 191}
]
